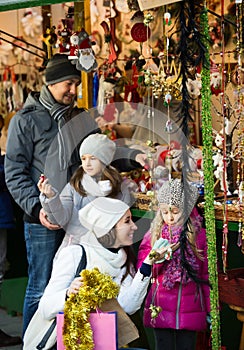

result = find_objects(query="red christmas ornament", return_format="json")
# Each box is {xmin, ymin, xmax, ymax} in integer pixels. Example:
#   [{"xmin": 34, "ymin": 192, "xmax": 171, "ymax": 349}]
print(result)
[
  {"xmin": 158, "ymin": 150, "xmax": 171, "ymax": 166},
  {"xmin": 170, "ymin": 141, "xmax": 181, "ymax": 150},
  {"xmin": 103, "ymin": 103, "xmax": 117, "ymax": 123},
  {"xmin": 131, "ymin": 23, "xmax": 151, "ymax": 43},
  {"xmin": 197, "ymin": 158, "xmax": 203, "ymax": 170}
]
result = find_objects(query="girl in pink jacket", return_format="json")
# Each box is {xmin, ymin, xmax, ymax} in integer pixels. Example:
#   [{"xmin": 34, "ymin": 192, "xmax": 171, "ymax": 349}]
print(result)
[{"xmin": 137, "ymin": 179, "xmax": 210, "ymax": 350}]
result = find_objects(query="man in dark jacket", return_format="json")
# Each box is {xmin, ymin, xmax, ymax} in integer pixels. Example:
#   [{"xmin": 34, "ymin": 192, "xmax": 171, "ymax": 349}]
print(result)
[
  {"xmin": 0, "ymin": 119, "xmax": 22, "ymax": 347},
  {"xmin": 5, "ymin": 54, "xmax": 146, "ymax": 335}
]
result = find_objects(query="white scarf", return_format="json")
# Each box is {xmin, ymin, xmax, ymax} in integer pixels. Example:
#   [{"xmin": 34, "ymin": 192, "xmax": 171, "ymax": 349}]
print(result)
[
  {"xmin": 81, "ymin": 232, "xmax": 127, "ymax": 279},
  {"xmin": 81, "ymin": 173, "xmax": 112, "ymax": 197}
]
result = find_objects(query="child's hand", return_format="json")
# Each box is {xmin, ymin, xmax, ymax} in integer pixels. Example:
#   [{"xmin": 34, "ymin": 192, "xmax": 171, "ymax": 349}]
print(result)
[
  {"xmin": 67, "ymin": 276, "xmax": 83, "ymax": 297},
  {"xmin": 37, "ymin": 175, "xmax": 55, "ymax": 198},
  {"xmin": 149, "ymin": 238, "xmax": 169, "ymax": 262},
  {"xmin": 149, "ymin": 240, "xmax": 180, "ymax": 264},
  {"xmin": 39, "ymin": 208, "xmax": 61, "ymax": 230}
]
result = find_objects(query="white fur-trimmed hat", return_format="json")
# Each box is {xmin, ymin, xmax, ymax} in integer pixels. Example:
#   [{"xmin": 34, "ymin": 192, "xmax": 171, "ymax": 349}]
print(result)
[
  {"xmin": 79, "ymin": 133, "xmax": 116, "ymax": 165},
  {"xmin": 79, "ymin": 197, "xmax": 129, "ymax": 238},
  {"xmin": 157, "ymin": 179, "xmax": 199, "ymax": 220}
]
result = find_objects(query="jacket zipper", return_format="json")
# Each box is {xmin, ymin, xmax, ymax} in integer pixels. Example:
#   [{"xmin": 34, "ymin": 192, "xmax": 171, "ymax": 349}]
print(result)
[
  {"xmin": 199, "ymin": 285, "xmax": 204, "ymax": 310},
  {"xmin": 176, "ymin": 282, "xmax": 183, "ymax": 329}
]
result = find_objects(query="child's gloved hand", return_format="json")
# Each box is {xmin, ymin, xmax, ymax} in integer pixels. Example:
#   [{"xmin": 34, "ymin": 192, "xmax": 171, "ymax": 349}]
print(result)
[
  {"xmin": 149, "ymin": 238, "xmax": 171, "ymax": 263},
  {"xmin": 153, "ymin": 238, "xmax": 169, "ymax": 250}
]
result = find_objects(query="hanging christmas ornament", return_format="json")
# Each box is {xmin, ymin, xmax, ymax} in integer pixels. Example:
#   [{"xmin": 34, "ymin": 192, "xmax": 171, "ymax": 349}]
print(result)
[
  {"xmin": 144, "ymin": 12, "xmax": 154, "ymax": 26},
  {"xmin": 164, "ymin": 92, "xmax": 172, "ymax": 105},
  {"xmin": 186, "ymin": 67, "xmax": 202, "ymax": 98},
  {"xmin": 127, "ymin": 0, "xmax": 140, "ymax": 11},
  {"xmin": 42, "ymin": 26, "xmax": 58, "ymax": 59},
  {"xmin": 69, "ymin": 31, "xmax": 79, "ymax": 58},
  {"xmin": 130, "ymin": 10, "xmax": 151, "ymax": 43},
  {"xmin": 57, "ymin": 22, "xmax": 72, "ymax": 53},
  {"xmin": 68, "ymin": 29, "xmax": 97, "ymax": 73},
  {"xmin": 137, "ymin": 0, "xmax": 182, "ymax": 11},
  {"xmin": 90, "ymin": 31, "xmax": 102, "ymax": 56},
  {"xmin": 100, "ymin": 0, "xmax": 117, "ymax": 20},
  {"xmin": 165, "ymin": 119, "xmax": 173, "ymax": 133},
  {"xmin": 163, "ymin": 12, "xmax": 171, "ymax": 25},
  {"xmin": 101, "ymin": 18, "xmax": 119, "ymax": 64},
  {"xmin": 0, "ymin": 41, "xmax": 13, "ymax": 65},
  {"xmin": 21, "ymin": 8, "xmax": 43, "ymax": 38},
  {"xmin": 124, "ymin": 61, "xmax": 142, "ymax": 105},
  {"xmin": 210, "ymin": 61, "xmax": 222, "ymax": 96},
  {"xmin": 115, "ymin": 0, "xmax": 130, "ymax": 13},
  {"xmin": 131, "ymin": 22, "xmax": 151, "ymax": 43},
  {"xmin": 90, "ymin": 0, "xmax": 99, "ymax": 26},
  {"xmin": 12, "ymin": 38, "xmax": 30, "ymax": 62}
]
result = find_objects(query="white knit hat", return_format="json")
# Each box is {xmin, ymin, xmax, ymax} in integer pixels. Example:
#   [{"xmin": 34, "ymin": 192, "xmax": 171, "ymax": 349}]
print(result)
[
  {"xmin": 79, "ymin": 133, "xmax": 116, "ymax": 165},
  {"xmin": 79, "ymin": 197, "xmax": 129, "ymax": 238}
]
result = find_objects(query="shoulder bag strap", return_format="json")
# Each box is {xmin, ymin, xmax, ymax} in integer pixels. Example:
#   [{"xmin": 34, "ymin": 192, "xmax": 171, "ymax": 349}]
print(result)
[
  {"xmin": 36, "ymin": 245, "xmax": 87, "ymax": 349},
  {"xmin": 75, "ymin": 245, "xmax": 87, "ymax": 277},
  {"xmin": 36, "ymin": 320, "xmax": 56, "ymax": 349}
]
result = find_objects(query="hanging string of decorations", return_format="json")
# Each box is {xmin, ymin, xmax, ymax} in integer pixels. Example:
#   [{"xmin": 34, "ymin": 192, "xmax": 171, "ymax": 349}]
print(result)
[
  {"xmin": 200, "ymin": 4, "xmax": 221, "ymax": 350},
  {"xmin": 211, "ymin": 0, "xmax": 244, "ymax": 258},
  {"xmin": 219, "ymin": 0, "xmax": 229, "ymax": 273},
  {"xmin": 234, "ymin": 0, "xmax": 244, "ymax": 254}
]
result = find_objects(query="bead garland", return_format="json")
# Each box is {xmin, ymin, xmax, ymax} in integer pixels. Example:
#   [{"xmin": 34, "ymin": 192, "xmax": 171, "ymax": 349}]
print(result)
[{"xmin": 234, "ymin": 0, "xmax": 244, "ymax": 253}]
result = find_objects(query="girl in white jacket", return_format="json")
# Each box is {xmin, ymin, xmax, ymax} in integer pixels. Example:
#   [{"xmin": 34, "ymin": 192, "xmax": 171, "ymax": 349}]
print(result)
[{"xmin": 38, "ymin": 197, "xmax": 154, "ymax": 320}]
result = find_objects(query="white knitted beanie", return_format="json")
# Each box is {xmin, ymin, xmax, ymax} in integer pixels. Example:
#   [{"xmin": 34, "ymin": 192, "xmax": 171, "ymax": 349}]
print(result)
[
  {"xmin": 79, "ymin": 197, "xmax": 129, "ymax": 238},
  {"xmin": 79, "ymin": 133, "xmax": 116, "ymax": 165}
]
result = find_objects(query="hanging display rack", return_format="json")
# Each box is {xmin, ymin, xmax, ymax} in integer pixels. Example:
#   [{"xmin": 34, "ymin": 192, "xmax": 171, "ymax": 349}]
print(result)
[
  {"xmin": 0, "ymin": 0, "xmax": 80, "ymax": 12},
  {"xmin": 0, "ymin": 29, "xmax": 46, "ymax": 59}
]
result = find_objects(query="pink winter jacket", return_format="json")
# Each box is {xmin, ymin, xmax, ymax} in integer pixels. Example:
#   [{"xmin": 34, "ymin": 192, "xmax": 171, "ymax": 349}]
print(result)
[{"xmin": 137, "ymin": 228, "xmax": 210, "ymax": 331}]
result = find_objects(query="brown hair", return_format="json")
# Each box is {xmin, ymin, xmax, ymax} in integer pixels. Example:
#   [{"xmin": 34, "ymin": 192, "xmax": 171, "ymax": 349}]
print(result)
[
  {"xmin": 97, "ymin": 230, "xmax": 137, "ymax": 283},
  {"xmin": 97, "ymin": 228, "xmax": 117, "ymax": 248},
  {"xmin": 70, "ymin": 165, "xmax": 122, "ymax": 197},
  {"xmin": 150, "ymin": 209, "xmax": 203, "ymax": 260}
]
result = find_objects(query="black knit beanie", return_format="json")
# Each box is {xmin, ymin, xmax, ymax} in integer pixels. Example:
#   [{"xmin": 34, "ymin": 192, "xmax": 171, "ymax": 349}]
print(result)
[{"xmin": 45, "ymin": 54, "xmax": 81, "ymax": 85}]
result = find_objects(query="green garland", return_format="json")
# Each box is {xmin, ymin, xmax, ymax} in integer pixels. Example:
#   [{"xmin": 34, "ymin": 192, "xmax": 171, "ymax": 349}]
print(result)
[
  {"xmin": 63, "ymin": 268, "xmax": 120, "ymax": 350},
  {"xmin": 200, "ymin": 8, "xmax": 221, "ymax": 350}
]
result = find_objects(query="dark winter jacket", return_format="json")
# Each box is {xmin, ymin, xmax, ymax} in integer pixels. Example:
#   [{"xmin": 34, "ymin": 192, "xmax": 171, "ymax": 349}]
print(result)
[{"xmin": 0, "ymin": 154, "xmax": 14, "ymax": 229}]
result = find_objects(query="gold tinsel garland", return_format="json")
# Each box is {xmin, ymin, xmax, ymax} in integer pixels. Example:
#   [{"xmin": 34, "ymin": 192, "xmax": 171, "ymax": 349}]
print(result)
[{"xmin": 63, "ymin": 268, "xmax": 120, "ymax": 350}]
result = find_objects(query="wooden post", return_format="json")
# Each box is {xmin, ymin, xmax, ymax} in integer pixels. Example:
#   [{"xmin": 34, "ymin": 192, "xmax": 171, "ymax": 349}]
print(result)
[
  {"xmin": 41, "ymin": 5, "xmax": 52, "ymax": 59},
  {"xmin": 74, "ymin": 0, "xmax": 92, "ymax": 109}
]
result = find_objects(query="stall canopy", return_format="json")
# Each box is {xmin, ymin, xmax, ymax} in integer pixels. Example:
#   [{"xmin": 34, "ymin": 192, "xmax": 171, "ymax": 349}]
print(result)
[{"xmin": 0, "ymin": 0, "xmax": 78, "ymax": 12}]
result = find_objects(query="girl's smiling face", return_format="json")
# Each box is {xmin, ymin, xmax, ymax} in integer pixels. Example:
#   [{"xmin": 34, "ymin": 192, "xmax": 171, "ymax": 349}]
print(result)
[
  {"xmin": 113, "ymin": 210, "xmax": 137, "ymax": 248},
  {"xmin": 81, "ymin": 154, "xmax": 104, "ymax": 177},
  {"xmin": 160, "ymin": 203, "xmax": 183, "ymax": 227}
]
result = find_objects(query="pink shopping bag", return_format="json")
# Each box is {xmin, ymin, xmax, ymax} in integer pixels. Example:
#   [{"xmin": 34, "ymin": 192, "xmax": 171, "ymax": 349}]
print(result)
[
  {"xmin": 56, "ymin": 311, "xmax": 118, "ymax": 350},
  {"xmin": 56, "ymin": 312, "xmax": 65, "ymax": 350},
  {"xmin": 90, "ymin": 311, "xmax": 118, "ymax": 350}
]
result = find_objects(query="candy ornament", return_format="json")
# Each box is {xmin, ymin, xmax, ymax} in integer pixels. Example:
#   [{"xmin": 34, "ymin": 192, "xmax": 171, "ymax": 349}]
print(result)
[
  {"xmin": 164, "ymin": 12, "xmax": 171, "ymax": 25},
  {"xmin": 149, "ymin": 304, "xmax": 162, "ymax": 319},
  {"xmin": 164, "ymin": 93, "xmax": 172, "ymax": 105}
]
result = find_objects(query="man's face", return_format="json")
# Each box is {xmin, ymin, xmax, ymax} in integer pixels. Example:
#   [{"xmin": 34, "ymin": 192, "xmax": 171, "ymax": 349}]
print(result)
[{"xmin": 48, "ymin": 78, "xmax": 81, "ymax": 105}]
